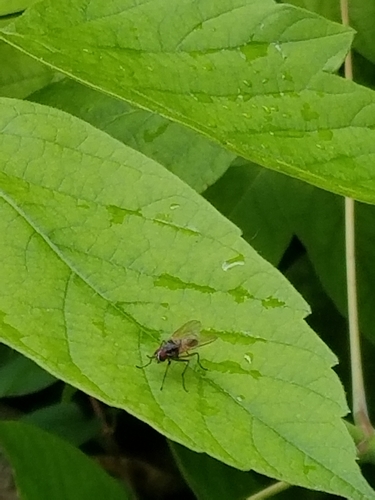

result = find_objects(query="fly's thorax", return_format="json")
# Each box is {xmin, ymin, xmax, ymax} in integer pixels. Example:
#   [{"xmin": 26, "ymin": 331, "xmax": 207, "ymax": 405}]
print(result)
[{"xmin": 156, "ymin": 339, "xmax": 180, "ymax": 362}]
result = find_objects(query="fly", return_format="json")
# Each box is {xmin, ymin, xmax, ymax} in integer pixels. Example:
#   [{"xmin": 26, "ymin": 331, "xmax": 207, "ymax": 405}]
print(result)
[{"xmin": 137, "ymin": 320, "xmax": 216, "ymax": 391}]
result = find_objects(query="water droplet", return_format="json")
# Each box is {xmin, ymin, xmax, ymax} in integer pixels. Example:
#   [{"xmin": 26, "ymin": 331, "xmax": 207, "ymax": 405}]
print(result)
[
  {"xmin": 236, "ymin": 395, "xmax": 245, "ymax": 402},
  {"xmin": 161, "ymin": 315, "xmax": 167, "ymax": 321},
  {"xmin": 170, "ymin": 203, "xmax": 180, "ymax": 211},
  {"xmin": 203, "ymin": 62, "xmax": 214, "ymax": 71},
  {"xmin": 244, "ymin": 354, "xmax": 252, "ymax": 364},
  {"xmin": 222, "ymin": 254, "xmax": 245, "ymax": 271},
  {"xmin": 281, "ymin": 72, "xmax": 293, "ymax": 82}
]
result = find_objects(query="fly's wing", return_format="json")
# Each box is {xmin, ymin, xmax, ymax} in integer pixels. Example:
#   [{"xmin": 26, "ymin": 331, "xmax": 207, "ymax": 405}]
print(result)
[
  {"xmin": 195, "ymin": 333, "xmax": 217, "ymax": 348},
  {"xmin": 171, "ymin": 320, "xmax": 202, "ymax": 340},
  {"xmin": 171, "ymin": 320, "xmax": 217, "ymax": 352},
  {"xmin": 171, "ymin": 320, "xmax": 201, "ymax": 352}
]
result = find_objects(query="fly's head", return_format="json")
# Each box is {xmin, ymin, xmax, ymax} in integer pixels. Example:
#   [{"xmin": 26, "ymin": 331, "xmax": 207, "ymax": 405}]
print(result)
[{"xmin": 155, "ymin": 340, "xmax": 179, "ymax": 362}]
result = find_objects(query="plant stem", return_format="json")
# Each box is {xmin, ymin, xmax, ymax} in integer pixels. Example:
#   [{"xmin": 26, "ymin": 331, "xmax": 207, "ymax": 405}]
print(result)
[
  {"xmin": 246, "ymin": 481, "xmax": 290, "ymax": 500},
  {"xmin": 345, "ymin": 199, "xmax": 372, "ymax": 434},
  {"xmin": 341, "ymin": 0, "xmax": 373, "ymax": 437}
]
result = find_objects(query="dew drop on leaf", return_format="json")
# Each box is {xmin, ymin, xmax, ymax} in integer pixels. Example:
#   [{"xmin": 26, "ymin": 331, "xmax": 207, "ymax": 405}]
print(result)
[{"xmin": 221, "ymin": 253, "xmax": 245, "ymax": 271}]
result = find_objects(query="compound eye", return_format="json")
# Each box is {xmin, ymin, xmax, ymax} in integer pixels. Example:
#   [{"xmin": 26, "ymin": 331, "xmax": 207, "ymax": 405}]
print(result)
[{"xmin": 157, "ymin": 352, "xmax": 167, "ymax": 362}]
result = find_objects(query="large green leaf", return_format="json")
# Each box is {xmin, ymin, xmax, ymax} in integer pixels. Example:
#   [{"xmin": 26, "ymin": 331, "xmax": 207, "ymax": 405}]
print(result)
[
  {"xmin": 0, "ymin": 421, "xmax": 128, "ymax": 500},
  {"xmin": 0, "ymin": 97, "xmax": 374, "ymax": 499},
  {"xmin": 30, "ymin": 78, "xmax": 234, "ymax": 192},
  {"xmin": 3, "ymin": 0, "xmax": 375, "ymax": 204}
]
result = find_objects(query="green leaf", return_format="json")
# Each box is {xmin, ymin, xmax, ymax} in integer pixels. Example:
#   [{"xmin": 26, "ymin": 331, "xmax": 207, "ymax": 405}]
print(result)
[
  {"xmin": 0, "ymin": 344, "xmax": 56, "ymax": 397},
  {"xmin": 280, "ymin": 0, "xmax": 340, "ymax": 24},
  {"xmin": 0, "ymin": 0, "xmax": 38, "ymax": 17},
  {"xmin": 204, "ymin": 158, "xmax": 293, "ymax": 265},
  {"xmin": 22, "ymin": 402, "xmax": 100, "ymax": 446},
  {"xmin": 30, "ymin": 78, "xmax": 234, "ymax": 192},
  {"xmin": 349, "ymin": 0, "xmax": 375, "ymax": 64},
  {"xmin": 0, "ymin": 41, "xmax": 57, "ymax": 99},
  {"xmin": 0, "ymin": 97, "xmax": 373, "ymax": 499},
  {"xmin": 171, "ymin": 442, "xmax": 261, "ymax": 500},
  {"xmin": 0, "ymin": 421, "xmax": 128, "ymax": 500},
  {"xmin": 270, "ymin": 170, "xmax": 375, "ymax": 345},
  {"xmin": 283, "ymin": 0, "xmax": 375, "ymax": 65},
  {"xmin": 3, "ymin": 0, "xmax": 375, "ymax": 204}
]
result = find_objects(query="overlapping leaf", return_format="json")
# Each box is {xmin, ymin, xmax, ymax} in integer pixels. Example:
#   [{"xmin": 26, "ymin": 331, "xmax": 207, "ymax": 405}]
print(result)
[
  {"xmin": 0, "ymin": 97, "xmax": 374, "ymax": 498},
  {"xmin": 3, "ymin": 0, "xmax": 375, "ymax": 203},
  {"xmin": 30, "ymin": 79, "xmax": 235, "ymax": 193}
]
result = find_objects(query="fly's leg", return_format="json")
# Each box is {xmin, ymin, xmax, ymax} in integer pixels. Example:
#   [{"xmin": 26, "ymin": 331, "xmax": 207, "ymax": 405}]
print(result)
[
  {"xmin": 160, "ymin": 359, "xmax": 172, "ymax": 391},
  {"xmin": 173, "ymin": 358, "xmax": 190, "ymax": 392},
  {"xmin": 136, "ymin": 355, "xmax": 153, "ymax": 369},
  {"xmin": 186, "ymin": 351, "xmax": 207, "ymax": 371},
  {"xmin": 175, "ymin": 352, "xmax": 207, "ymax": 392}
]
